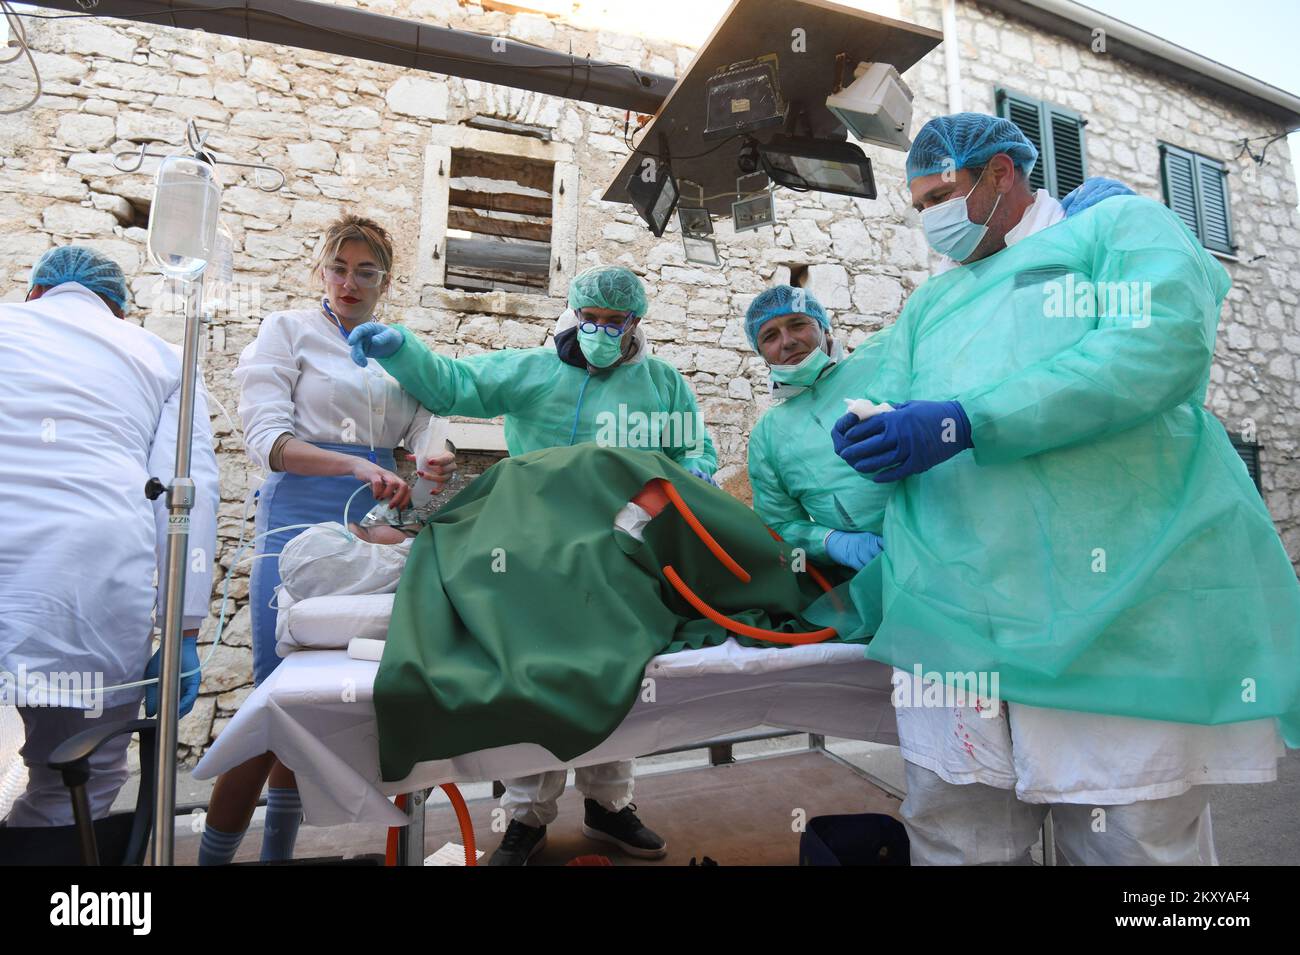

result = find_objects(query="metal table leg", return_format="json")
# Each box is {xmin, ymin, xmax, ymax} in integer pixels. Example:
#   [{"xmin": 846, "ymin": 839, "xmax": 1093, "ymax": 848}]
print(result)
[{"xmin": 397, "ymin": 788, "xmax": 427, "ymax": 866}]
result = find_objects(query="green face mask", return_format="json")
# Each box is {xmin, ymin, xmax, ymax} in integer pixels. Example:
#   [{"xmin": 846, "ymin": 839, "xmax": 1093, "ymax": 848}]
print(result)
[
  {"xmin": 578, "ymin": 326, "xmax": 625, "ymax": 368},
  {"xmin": 770, "ymin": 344, "xmax": 832, "ymax": 386}
]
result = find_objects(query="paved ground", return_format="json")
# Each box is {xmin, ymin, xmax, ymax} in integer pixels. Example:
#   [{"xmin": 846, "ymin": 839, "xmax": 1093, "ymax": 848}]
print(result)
[{"xmin": 123, "ymin": 734, "xmax": 1299, "ymax": 865}]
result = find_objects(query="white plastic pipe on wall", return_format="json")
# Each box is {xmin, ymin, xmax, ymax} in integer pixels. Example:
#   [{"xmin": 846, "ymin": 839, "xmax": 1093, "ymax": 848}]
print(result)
[{"xmin": 942, "ymin": 0, "xmax": 963, "ymax": 113}]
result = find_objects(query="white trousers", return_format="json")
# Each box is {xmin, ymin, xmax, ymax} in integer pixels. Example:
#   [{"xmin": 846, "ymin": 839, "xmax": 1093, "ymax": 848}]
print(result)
[
  {"xmin": 5, "ymin": 700, "xmax": 141, "ymax": 828},
  {"xmin": 501, "ymin": 760, "xmax": 636, "ymax": 827},
  {"xmin": 900, "ymin": 760, "xmax": 1218, "ymax": 866}
]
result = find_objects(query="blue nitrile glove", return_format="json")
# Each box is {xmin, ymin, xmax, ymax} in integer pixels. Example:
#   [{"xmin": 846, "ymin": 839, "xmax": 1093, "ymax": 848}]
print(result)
[
  {"xmin": 1059, "ymin": 177, "xmax": 1136, "ymax": 217},
  {"xmin": 348, "ymin": 322, "xmax": 404, "ymax": 366},
  {"xmin": 145, "ymin": 636, "xmax": 201, "ymax": 719},
  {"xmin": 824, "ymin": 530, "xmax": 884, "ymax": 570},
  {"xmin": 832, "ymin": 400, "xmax": 972, "ymax": 483},
  {"xmin": 687, "ymin": 466, "xmax": 719, "ymax": 487}
]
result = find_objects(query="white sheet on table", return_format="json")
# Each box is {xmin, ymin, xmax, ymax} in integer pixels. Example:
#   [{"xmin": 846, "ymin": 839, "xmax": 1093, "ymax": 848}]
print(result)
[{"xmin": 194, "ymin": 642, "xmax": 898, "ymax": 827}]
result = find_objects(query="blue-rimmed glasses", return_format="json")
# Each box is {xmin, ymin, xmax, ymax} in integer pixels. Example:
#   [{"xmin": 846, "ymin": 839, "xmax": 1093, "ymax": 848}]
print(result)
[{"xmin": 577, "ymin": 310, "xmax": 636, "ymax": 337}]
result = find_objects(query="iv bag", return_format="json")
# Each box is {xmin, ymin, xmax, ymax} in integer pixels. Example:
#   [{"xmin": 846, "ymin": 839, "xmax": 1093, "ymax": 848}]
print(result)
[{"xmin": 148, "ymin": 152, "xmax": 222, "ymax": 280}]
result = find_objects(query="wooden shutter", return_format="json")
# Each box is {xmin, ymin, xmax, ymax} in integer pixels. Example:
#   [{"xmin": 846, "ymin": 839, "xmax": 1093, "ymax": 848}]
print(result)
[
  {"xmin": 1161, "ymin": 143, "xmax": 1234, "ymax": 254},
  {"xmin": 996, "ymin": 89, "xmax": 1047, "ymax": 192},
  {"xmin": 1047, "ymin": 107, "xmax": 1086, "ymax": 197},
  {"xmin": 1196, "ymin": 154, "xmax": 1235, "ymax": 254},
  {"xmin": 1230, "ymin": 434, "xmax": 1263, "ymax": 495},
  {"xmin": 997, "ymin": 89, "xmax": 1087, "ymax": 199},
  {"xmin": 1161, "ymin": 144, "xmax": 1200, "ymax": 235}
]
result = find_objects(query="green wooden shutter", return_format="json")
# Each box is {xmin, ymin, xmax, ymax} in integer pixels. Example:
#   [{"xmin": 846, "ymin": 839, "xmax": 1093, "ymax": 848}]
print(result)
[
  {"xmin": 1047, "ymin": 107, "xmax": 1086, "ymax": 197},
  {"xmin": 996, "ymin": 89, "xmax": 1047, "ymax": 192},
  {"xmin": 1161, "ymin": 143, "xmax": 1234, "ymax": 254},
  {"xmin": 1161, "ymin": 143, "xmax": 1200, "ymax": 234},
  {"xmin": 1196, "ymin": 155, "xmax": 1234, "ymax": 254},
  {"xmin": 1229, "ymin": 433, "xmax": 1263, "ymax": 495},
  {"xmin": 997, "ymin": 89, "xmax": 1087, "ymax": 199}
]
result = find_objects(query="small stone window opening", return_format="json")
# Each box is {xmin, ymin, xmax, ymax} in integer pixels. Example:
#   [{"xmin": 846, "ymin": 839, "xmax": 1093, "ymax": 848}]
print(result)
[{"xmin": 444, "ymin": 149, "xmax": 554, "ymax": 295}]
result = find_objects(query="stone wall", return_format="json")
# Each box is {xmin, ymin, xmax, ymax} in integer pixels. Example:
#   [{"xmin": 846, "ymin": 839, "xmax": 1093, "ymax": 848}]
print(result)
[{"xmin": 1, "ymin": 0, "xmax": 1296, "ymax": 761}]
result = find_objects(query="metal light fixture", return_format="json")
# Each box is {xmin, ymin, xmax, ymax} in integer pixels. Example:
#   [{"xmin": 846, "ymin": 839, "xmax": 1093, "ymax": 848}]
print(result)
[
  {"xmin": 626, "ymin": 157, "xmax": 679, "ymax": 237},
  {"xmin": 704, "ymin": 54, "xmax": 786, "ymax": 140},
  {"xmin": 758, "ymin": 135, "xmax": 877, "ymax": 199},
  {"xmin": 825, "ymin": 61, "xmax": 914, "ymax": 151},
  {"xmin": 677, "ymin": 206, "xmax": 713, "ymax": 238},
  {"xmin": 732, "ymin": 191, "xmax": 776, "ymax": 232}
]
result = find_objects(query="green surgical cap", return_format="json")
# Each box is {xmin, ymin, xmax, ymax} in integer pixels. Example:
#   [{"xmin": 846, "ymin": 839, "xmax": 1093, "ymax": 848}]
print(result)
[{"xmin": 568, "ymin": 265, "xmax": 648, "ymax": 317}]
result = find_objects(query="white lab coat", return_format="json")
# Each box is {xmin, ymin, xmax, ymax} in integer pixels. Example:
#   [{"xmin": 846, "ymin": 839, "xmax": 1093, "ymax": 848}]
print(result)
[
  {"xmin": 0, "ymin": 283, "xmax": 219, "ymax": 709},
  {"xmin": 234, "ymin": 307, "xmax": 433, "ymax": 472}
]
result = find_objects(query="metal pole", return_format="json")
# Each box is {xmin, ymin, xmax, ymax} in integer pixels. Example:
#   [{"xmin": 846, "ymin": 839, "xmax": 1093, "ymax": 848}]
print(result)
[{"xmin": 150, "ymin": 277, "xmax": 204, "ymax": 866}]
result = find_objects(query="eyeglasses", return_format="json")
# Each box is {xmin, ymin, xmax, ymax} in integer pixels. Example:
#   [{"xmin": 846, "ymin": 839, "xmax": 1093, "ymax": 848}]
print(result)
[
  {"xmin": 324, "ymin": 264, "xmax": 387, "ymax": 289},
  {"xmin": 577, "ymin": 310, "xmax": 636, "ymax": 337}
]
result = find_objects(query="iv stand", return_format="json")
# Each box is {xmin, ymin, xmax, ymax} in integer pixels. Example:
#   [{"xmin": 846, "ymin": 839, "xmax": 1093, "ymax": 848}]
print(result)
[{"xmin": 148, "ymin": 275, "xmax": 206, "ymax": 867}]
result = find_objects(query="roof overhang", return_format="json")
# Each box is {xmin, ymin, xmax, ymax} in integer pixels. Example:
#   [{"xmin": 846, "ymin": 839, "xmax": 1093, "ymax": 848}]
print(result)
[{"xmin": 978, "ymin": 0, "xmax": 1300, "ymax": 128}]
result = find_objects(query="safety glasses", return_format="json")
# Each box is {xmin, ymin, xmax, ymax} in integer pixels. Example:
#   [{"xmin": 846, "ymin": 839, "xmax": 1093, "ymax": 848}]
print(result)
[{"xmin": 324, "ymin": 264, "xmax": 388, "ymax": 289}]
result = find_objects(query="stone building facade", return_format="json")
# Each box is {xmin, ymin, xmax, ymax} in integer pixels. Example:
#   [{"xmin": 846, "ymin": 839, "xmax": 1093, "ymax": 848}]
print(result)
[{"xmin": 1, "ymin": 0, "xmax": 1296, "ymax": 761}]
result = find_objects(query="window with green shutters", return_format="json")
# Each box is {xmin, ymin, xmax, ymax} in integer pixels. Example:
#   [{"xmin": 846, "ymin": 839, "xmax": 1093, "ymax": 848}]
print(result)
[
  {"xmin": 994, "ymin": 88, "xmax": 1087, "ymax": 199},
  {"xmin": 1159, "ymin": 143, "xmax": 1235, "ymax": 254},
  {"xmin": 1228, "ymin": 432, "xmax": 1264, "ymax": 496}
]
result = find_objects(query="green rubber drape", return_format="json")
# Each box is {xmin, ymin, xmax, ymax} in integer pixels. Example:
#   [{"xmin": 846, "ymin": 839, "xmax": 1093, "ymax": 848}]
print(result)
[{"xmin": 375, "ymin": 444, "xmax": 861, "ymax": 781}]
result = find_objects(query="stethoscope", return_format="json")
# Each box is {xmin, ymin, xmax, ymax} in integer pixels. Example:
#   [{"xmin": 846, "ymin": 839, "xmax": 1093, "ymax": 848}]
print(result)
[{"xmin": 322, "ymin": 297, "xmax": 385, "ymax": 465}]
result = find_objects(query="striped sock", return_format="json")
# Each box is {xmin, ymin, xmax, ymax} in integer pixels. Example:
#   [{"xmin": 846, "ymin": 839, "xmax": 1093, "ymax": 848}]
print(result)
[
  {"xmin": 260, "ymin": 786, "xmax": 303, "ymax": 862},
  {"xmin": 198, "ymin": 824, "xmax": 246, "ymax": 866}
]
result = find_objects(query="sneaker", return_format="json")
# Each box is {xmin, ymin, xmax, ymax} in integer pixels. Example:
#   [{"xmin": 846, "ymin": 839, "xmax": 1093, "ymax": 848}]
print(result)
[
  {"xmin": 488, "ymin": 820, "xmax": 547, "ymax": 866},
  {"xmin": 581, "ymin": 800, "xmax": 667, "ymax": 859}
]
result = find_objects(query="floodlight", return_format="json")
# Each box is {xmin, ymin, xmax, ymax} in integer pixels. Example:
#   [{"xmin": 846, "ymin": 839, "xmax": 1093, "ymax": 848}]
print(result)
[
  {"xmin": 758, "ymin": 136, "xmax": 876, "ymax": 199},
  {"xmin": 704, "ymin": 55, "xmax": 786, "ymax": 140},
  {"xmin": 683, "ymin": 235, "xmax": 721, "ymax": 266},
  {"xmin": 825, "ymin": 61, "xmax": 914, "ymax": 151},
  {"xmin": 732, "ymin": 192, "xmax": 776, "ymax": 232},
  {"xmin": 626, "ymin": 158, "xmax": 680, "ymax": 237},
  {"xmin": 677, "ymin": 206, "xmax": 713, "ymax": 238}
]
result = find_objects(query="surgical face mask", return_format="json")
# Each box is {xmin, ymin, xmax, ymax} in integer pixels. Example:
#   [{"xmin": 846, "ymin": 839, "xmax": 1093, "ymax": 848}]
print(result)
[
  {"xmin": 770, "ymin": 341, "xmax": 832, "ymax": 387},
  {"xmin": 578, "ymin": 326, "xmax": 625, "ymax": 368},
  {"xmin": 919, "ymin": 165, "xmax": 1003, "ymax": 262}
]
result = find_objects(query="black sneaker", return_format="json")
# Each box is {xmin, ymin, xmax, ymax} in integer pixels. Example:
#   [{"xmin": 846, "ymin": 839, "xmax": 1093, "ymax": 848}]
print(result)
[
  {"xmin": 488, "ymin": 820, "xmax": 547, "ymax": 866},
  {"xmin": 581, "ymin": 800, "xmax": 667, "ymax": 859}
]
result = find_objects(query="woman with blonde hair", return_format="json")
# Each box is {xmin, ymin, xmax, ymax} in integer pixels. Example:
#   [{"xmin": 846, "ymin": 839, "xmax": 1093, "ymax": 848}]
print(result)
[{"xmin": 199, "ymin": 213, "xmax": 454, "ymax": 865}]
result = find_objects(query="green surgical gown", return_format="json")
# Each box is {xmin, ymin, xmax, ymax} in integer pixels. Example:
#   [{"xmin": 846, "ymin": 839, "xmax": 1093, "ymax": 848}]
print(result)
[
  {"xmin": 377, "ymin": 326, "xmax": 717, "ymax": 473},
  {"xmin": 850, "ymin": 196, "xmax": 1300, "ymax": 742},
  {"xmin": 747, "ymin": 329, "xmax": 895, "ymax": 561}
]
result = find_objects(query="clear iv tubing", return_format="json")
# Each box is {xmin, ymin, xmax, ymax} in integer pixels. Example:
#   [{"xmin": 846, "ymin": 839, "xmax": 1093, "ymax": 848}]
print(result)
[{"xmin": 87, "ymin": 483, "xmax": 372, "ymax": 696}]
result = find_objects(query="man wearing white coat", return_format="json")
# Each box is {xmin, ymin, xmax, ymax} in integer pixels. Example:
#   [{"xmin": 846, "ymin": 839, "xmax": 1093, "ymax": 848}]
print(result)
[{"xmin": 0, "ymin": 246, "xmax": 219, "ymax": 827}]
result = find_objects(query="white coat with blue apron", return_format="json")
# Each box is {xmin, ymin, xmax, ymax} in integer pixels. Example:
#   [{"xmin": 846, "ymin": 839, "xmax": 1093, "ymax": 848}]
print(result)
[{"xmin": 235, "ymin": 305, "xmax": 434, "ymax": 685}]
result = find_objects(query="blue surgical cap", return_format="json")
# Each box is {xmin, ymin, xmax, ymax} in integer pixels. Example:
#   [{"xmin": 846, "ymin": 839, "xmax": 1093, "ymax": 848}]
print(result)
[
  {"xmin": 29, "ymin": 245, "xmax": 129, "ymax": 311},
  {"xmin": 744, "ymin": 285, "xmax": 830, "ymax": 350},
  {"xmin": 568, "ymin": 265, "xmax": 648, "ymax": 317},
  {"xmin": 906, "ymin": 112, "xmax": 1038, "ymax": 184}
]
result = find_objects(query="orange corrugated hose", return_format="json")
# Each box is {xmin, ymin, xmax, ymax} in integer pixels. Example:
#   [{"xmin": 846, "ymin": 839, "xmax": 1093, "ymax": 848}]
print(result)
[
  {"xmin": 662, "ymin": 565, "xmax": 837, "ymax": 645},
  {"xmin": 386, "ymin": 785, "xmax": 477, "ymax": 866},
  {"xmin": 629, "ymin": 476, "xmax": 839, "ymax": 644}
]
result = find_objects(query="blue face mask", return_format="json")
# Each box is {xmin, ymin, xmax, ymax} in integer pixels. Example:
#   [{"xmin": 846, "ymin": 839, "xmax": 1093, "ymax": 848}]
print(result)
[
  {"xmin": 577, "ymin": 326, "xmax": 625, "ymax": 368},
  {"xmin": 919, "ymin": 165, "xmax": 1002, "ymax": 263}
]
